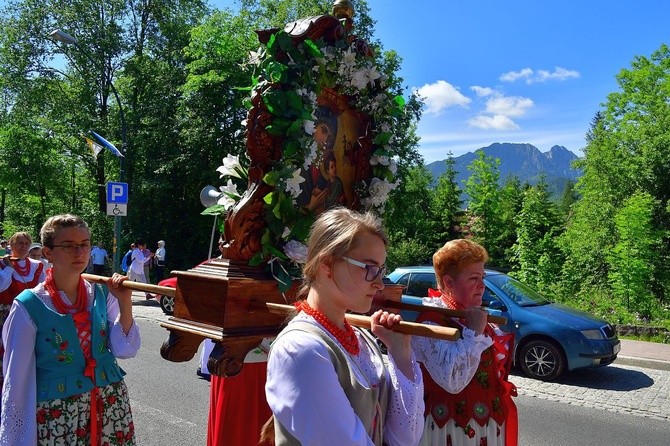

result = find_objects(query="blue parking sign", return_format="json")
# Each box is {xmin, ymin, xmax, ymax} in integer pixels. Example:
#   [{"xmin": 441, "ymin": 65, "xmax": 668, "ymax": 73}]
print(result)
[{"xmin": 106, "ymin": 182, "xmax": 128, "ymax": 204}]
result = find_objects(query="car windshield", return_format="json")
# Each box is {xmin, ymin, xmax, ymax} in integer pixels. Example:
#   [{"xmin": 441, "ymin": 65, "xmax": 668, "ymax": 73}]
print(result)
[{"xmin": 486, "ymin": 273, "xmax": 551, "ymax": 307}]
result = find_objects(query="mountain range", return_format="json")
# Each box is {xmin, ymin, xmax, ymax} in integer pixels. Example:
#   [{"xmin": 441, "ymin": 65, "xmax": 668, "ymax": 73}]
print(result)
[{"xmin": 425, "ymin": 142, "xmax": 582, "ymax": 198}]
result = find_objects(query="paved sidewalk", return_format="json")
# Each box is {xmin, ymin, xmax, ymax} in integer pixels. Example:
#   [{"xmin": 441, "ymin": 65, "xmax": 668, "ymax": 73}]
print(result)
[{"xmin": 617, "ymin": 338, "xmax": 670, "ymax": 371}]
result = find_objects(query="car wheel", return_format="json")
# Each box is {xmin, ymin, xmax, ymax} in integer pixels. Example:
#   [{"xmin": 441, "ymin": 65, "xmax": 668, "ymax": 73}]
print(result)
[
  {"xmin": 519, "ymin": 339, "xmax": 565, "ymax": 381},
  {"xmin": 159, "ymin": 294, "xmax": 175, "ymax": 315}
]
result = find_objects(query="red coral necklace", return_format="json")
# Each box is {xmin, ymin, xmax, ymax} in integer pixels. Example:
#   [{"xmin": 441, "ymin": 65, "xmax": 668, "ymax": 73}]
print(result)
[
  {"xmin": 440, "ymin": 292, "xmax": 465, "ymax": 311},
  {"xmin": 44, "ymin": 268, "xmax": 88, "ymax": 315},
  {"xmin": 296, "ymin": 300, "xmax": 360, "ymax": 356},
  {"xmin": 11, "ymin": 258, "xmax": 31, "ymax": 277}
]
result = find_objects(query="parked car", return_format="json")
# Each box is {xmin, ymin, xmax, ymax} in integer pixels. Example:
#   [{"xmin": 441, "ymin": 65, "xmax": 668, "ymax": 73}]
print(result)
[
  {"xmin": 153, "ymin": 259, "xmax": 209, "ymax": 315},
  {"xmin": 155, "ymin": 276, "xmax": 177, "ymax": 315},
  {"xmin": 386, "ymin": 266, "xmax": 620, "ymax": 381}
]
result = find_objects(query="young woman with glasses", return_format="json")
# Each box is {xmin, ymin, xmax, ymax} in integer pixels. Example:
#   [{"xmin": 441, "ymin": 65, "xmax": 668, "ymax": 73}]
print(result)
[
  {"xmin": 0, "ymin": 214, "xmax": 141, "ymax": 445},
  {"xmin": 263, "ymin": 207, "xmax": 425, "ymax": 446}
]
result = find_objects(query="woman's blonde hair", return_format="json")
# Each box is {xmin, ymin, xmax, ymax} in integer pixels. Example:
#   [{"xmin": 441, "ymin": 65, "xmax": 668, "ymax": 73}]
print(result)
[
  {"xmin": 8, "ymin": 231, "xmax": 32, "ymax": 246},
  {"xmin": 300, "ymin": 207, "xmax": 387, "ymax": 296},
  {"xmin": 432, "ymin": 239, "xmax": 488, "ymax": 290},
  {"xmin": 41, "ymin": 214, "xmax": 89, "ymax": 248}
]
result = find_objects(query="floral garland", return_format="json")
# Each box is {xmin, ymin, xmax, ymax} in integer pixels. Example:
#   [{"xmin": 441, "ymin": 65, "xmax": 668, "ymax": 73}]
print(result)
[{"xmin": 209, "ymin": 25, "xmax": 405, "ymax": 290}]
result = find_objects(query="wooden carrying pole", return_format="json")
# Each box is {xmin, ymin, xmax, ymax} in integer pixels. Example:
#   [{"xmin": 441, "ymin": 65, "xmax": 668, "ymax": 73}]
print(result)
[
  {"xmin": 261, "ymin": 302, "xmax": 460, "ymax": 341},
  {"xmin": 378, "ymin": 298, "xmax": 508, "ymax": 325},
  {"xmin": 82, "ymin": 274, "xmax": 460, "ymax": 340},
  {"xmin": 82, "ymin": 273, "xmax": 176, "ymax": 297}
]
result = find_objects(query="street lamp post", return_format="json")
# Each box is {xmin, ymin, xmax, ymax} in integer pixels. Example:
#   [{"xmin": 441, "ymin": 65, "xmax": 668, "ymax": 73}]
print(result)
[{"xmin": 50, "ymin": 29, "xmax": 127, "ymax": 272}]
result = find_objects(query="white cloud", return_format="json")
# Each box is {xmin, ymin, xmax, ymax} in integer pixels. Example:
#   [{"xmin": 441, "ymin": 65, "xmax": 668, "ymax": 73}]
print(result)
[
  {"xmin": 468, "ymin": 114, "xmax": 520, "ymax": 130},
  {"xmin": 500, "ymin": 68, "xmax": 533, "ymax": 82},
  {"xmin": 500, "ymin": 66, "xmax": 580, "ymax": 84},
  {"xmin": 414, "ymin": 80, "xmax": 471, "ymax": 115},
  {"xmin": 536, "ymin": 67, "xmax": 580, "ymax": 82},
  {"xmin": 471, "ymin": 86, "xmax": 494, "ymax": 97},
  {"xmin": 485, "ymin": 95, "xmax": 534, "ymax": 117}
]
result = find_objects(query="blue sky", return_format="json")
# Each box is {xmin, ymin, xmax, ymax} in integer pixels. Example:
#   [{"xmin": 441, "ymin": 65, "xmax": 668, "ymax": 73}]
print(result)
[
  {"xmin": 211, "ymin": 0, "xmax": 669, "ymax": 163},
  {"xmin": 355, "ymin": 0, "xmax": 670, "ymax": 162}
]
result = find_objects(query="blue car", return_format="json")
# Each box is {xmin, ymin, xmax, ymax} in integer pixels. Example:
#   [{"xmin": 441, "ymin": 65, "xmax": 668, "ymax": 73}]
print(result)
[{"xmin": 387, "ymin": 266, "xmax": 621, "ymax": 381}]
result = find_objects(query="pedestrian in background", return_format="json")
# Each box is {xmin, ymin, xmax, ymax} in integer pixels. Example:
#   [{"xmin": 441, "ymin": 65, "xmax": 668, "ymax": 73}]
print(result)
[
  {"xmin": 121, "ymin": 243, "xmax": 135, "ymax": 273},
  {"xmin": 28, "ymin": 243, "xmax": 51, "ymax": 270},
  {"xmin": 142, "ymin": 244, "xmax": 152, "ymax": 283},
  {"xmin": 0, "ymin": 214, "xmax": 140, "ymax": 445},
  {"xmin": 129, "ymin": 240, "xmax": 153, "ymax": 299},
  {"xmin": 90, "ymin": 242, "xmax": 109, "ymax": 276},
  {"xmin": 154, "ymin": 240, "xmax": 166, "ymax": 282},
  {"xmin": 0, "ymin": 240, "xmax": 7, "ymax": 257}
]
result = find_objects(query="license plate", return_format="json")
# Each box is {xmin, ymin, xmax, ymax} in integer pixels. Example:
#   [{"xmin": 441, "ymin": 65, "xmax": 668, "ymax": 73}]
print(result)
[{"xmin": 613, "ymin": 342, "xmax": 621, "ymax": 355}]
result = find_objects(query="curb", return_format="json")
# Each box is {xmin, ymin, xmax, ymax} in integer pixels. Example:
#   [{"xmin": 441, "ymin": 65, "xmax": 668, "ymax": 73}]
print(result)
[{"xmin": 616, "ymin": 355, "xmax": 670, "ymax": 372}]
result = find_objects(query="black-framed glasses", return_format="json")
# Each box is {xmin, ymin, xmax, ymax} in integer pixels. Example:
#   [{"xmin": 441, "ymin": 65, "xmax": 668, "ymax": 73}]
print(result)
[
  {"xmin": 342, "ymin": 256, "xmax": 387, "ymax": 282},
  {"xmin": 52, "ymin": 242, "xmax": 92, "ymax": 254}
]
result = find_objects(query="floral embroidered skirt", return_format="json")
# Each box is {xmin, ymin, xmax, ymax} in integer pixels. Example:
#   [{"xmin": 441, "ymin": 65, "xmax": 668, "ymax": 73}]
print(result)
[
  {"xmin": 419, "ymin": 415, "xmax": 507, "ymax": 446},
  {"xmin": 36, "ymin": 380, "xmax": 135, "ymax": 445}
]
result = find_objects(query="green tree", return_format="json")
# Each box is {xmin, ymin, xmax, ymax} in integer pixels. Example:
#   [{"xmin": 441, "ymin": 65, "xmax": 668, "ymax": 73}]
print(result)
[
  {"xmin": 498, "ymin": 175, "xmax": 525, "ymax": 268},
  {"xmin": 385, "ymin": 165, "xmax": 435, "ymax": 266},
  {"xmin": 513, "ymin": 177, "xmax": 564, "ymax": 290},
  {"xmin": 430, "ymin": 155, "xmax": 462, "ymax": 242},
  {"xmin": 560, "ymin": 44, "xmax": 670, "ymax": 304},
  {"xmin": 464, "ymin": 151, "xmax": 502, "ymax": 264},
  {"xmin": 607, "ymin": 191, "xmax": 661, "ymax": 317}
]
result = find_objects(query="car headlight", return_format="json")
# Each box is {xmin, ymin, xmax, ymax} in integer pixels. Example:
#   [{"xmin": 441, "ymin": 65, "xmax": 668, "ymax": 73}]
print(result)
[{"xmin": 581, "ymin": 329, "xmax": 605, "ymax": 340}]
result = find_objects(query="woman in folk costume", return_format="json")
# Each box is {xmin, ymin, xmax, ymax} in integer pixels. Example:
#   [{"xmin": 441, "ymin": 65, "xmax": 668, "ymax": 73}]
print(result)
[
  {"xmin": 0, "ymin": 214, "xmax": 141, "ymax": 445},
  {"xmin": 264, "ymin": 208, "xmax": 425, "ymax": 446},
  {"xmin": 0, "ymin": 232, "xmax": 47, "ymax": 396},
  {"xmin": 414, "ymin": 239, "xmax": 517, "ymax": 446}
]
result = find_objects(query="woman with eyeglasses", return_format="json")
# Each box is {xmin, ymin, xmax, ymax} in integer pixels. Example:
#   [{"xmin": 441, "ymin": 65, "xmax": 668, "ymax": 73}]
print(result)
[
  {"xmin": 0, "ymin": 232, "xmax": 47, "ymax": 404},
  {"xmin": 0, "ymin": 214, "xmax": 141, "ymax": 445},
  {"xmin": 263, "ymin": 208, "xmax": 424, "ymax": 446}
]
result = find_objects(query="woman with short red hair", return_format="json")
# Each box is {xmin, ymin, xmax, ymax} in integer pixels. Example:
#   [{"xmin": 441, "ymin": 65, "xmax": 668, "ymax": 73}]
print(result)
[{"xmin": 414, "ymin": 239, "xmax": 518, "ymax": 446}]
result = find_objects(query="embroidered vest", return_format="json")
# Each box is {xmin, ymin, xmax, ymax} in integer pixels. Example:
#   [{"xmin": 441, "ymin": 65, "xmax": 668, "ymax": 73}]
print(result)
[
  {"xmin": 271, "ymin": 321, "xmax": 389, "ymax": 446},
  {"xmin": 16, "ymin": 285, "xmax": 125, "ymax": 402},
  {"xmin": 0, "ymin": 261, "xmax": 44, "ymax": 304},
  {"xmin": 418, "ymin": 310, "xmax": 517, "ymax": 432}
]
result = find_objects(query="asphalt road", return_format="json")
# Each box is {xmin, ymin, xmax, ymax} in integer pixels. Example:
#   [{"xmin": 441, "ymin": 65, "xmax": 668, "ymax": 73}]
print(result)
[{"xmin": 126, "ymin": 295, "xmax": 670, "ymax": 445}]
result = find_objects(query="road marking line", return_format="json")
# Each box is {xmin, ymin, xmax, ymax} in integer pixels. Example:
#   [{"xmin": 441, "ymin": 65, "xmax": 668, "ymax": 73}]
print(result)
[{"xmin": 130, "ymin": 400, "xmax": 198, "ymax": 427}]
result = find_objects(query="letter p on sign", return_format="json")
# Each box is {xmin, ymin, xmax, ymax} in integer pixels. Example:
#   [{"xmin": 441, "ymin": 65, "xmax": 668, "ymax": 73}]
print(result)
[{"xmin": 106, "ymin": 182, "xmax": 128, "ymax": 204}]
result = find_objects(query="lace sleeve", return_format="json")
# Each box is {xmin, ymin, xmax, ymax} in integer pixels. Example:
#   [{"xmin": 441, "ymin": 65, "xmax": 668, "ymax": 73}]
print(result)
[{"xmin": 412, "ymin": 323, "xmax": 493, "ymax": 394}]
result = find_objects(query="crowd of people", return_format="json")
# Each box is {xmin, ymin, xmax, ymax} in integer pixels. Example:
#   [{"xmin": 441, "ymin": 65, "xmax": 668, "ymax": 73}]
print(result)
[{"xmin": 0, "ymin": 207, "xmax": 516, "ymax": 446}]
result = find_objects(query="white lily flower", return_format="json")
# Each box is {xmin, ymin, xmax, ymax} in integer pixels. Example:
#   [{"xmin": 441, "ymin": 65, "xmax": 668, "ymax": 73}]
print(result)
[
  {"xmin": 370, "ymin": 155, "xmax": 390, "ymax": 166},
  {"xmin": 285, "ymin": 169, "xmax": 306, "ymax": 198},
  {"xmin": 304, "ymin": 141, "xmax": 319, "ymax": 169},
  {"xmin": 366, "ymin": 177, "xmax": 396, "ymax": 207},
  {"xmin": 342, "ymin": 48, "xmax": 357, "ymax": 69},
  {"xmin": 303, "ymin": 120, "xmax": 315, "ymax": 135},
  {"xmin": 389, "ymin": 158, "xmax": 398, "ymax": 175},
  {"xmin": 217, "ymin": 179, "xmax": 239, "ymax": 209},
  {"xmin": 351, "ymin": 69, "xmax": 369, "ymax": 90},
  {"xmin": 216, "ymin": 154, "xmax": 242, "ymax": 178},
  {"xmin": 284, "ymin": 240, "xmax": 309, "ymax": 264}
]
